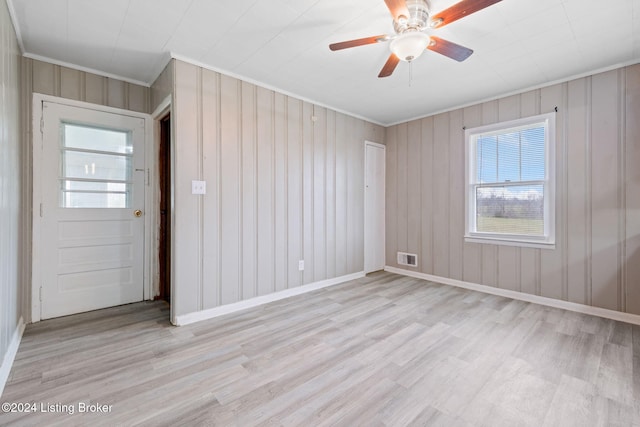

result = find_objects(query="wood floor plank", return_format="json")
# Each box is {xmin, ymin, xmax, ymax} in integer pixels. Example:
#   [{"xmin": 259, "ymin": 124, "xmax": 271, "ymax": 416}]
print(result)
[{"xmin": 1, "ymin": 272, "xmax": 638, "ymax": 426}]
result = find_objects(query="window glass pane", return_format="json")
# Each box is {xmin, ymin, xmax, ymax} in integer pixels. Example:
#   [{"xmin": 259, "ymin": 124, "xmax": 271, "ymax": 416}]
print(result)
[
  {"xmin": 62, "ymin": 150, "xmax": 131, "ymax": 181},
  {"xmin": 62, "ymin": 180, "xmax": 128, "ymax": 192},
  {"xmin": 497, "ymin": 132, "xmax": 520, "ymax": 182},
  {"xmin": 521, "ymin": 127, "xmax": 545, "ymax": 180},
  {"xmin": 63, "ymin": 123, "xmax": 132, "ymax": 154},
  {"xmin": 60, "ymin": 180, "xmax": 130, "ymax": 208},
  {"xmin": 62, "ymin": 192, "xmax": 128, "ymax": 208},
  {"xmin": 476, "ymin": 184, "xmax": 544, "ymax": 236},
  {"xmin": 477, "ymin": 135, "xmax": 497, "ymax": 183}
]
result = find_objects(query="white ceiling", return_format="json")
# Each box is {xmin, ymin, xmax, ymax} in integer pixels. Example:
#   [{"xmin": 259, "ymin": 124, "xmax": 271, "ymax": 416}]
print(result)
[{"xmin": 7, "ymin": 0, "xmax": 640, "ymax": 125}]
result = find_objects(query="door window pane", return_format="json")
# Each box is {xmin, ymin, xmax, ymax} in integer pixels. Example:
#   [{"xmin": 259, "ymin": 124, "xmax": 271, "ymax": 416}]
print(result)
[
  {"xmin": 63, "ymin": 123, "xmax": 132, "ymax": 154},
  {"xmin": 59, "ymin": 123, "xmax": 133, "ymax": 208},
  {"xmin": 62, "ymin": 150, "xmax": 131, "ymax": 181}
]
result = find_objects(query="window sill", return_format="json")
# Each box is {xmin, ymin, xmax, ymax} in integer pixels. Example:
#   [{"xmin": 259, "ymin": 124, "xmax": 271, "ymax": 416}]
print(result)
[{"xmin": 464, "ymin": 235, "xmax": 556, "ymax": 250}]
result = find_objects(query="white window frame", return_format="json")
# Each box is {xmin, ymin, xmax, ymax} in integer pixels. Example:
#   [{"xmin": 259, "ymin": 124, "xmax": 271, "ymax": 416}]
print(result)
[{"xmin": 464, "ymin": 112, "xmax": 556, "ymax": 249}]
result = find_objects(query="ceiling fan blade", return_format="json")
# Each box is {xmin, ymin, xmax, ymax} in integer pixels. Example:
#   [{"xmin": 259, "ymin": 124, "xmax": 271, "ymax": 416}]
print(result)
[
  {"xmin": 378, "ymin": 54, "xmax": 400, "ymax": 78},
  {"xmin": 329, "ymin": 35, "xmax": 389, "ymax": 51},
  {"xmin": 430, "ymin": 0, "xmax": 501, "ymax": 28},
  {"xmin": 384, "ymin": 0, "xmax": 410, "ymax": 22},
  {"xmin": 427, "ymin": 36, "xmax": 473, "ymax": 62}
]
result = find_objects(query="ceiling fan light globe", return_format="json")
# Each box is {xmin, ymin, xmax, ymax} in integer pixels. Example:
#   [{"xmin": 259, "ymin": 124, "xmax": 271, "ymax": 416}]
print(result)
[{"xmin": 390, "ymin": 32, "xmax": 431, "ymax": 62}]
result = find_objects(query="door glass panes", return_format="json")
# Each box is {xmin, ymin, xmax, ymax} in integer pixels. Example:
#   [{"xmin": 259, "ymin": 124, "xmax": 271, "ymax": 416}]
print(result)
[{"xmin": 60, "ymin": 123, "xmax": 133, "ymax": 208}]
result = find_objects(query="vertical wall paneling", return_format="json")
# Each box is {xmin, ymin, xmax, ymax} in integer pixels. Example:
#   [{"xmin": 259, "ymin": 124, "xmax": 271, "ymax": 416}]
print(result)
[
  {"xmin": 257, "ymin": 87, "xmax": 275, "ymax": 296},
  {"xmin": 20, "ymin": 57, "xmax": 32, "ymax": 324},
  {"xmin": 60, "ymin": 67, "xmax": 82, "ymax": 101},
  {"xmin": 335, "ymin": 113, "xmax": 348, "ymax": 277},
  {"xmin": 407, "ymin": 120, "xmax": 421, "ymax": 263},
  {"xmin": 107, "ymin": 79, "xmax": 127, "ymax": 110},
  {"xmin": 346, "ymin": 116, "xmax": 358, "ymax": 273},
  {"xmin": 433, "ymin": 114, "xmax": 450, "ymax": 278},
  {"xmin": 173, "ymin": 62, "xmax": 201, "ymax": 314},
  {"xmin": 420, "ymin": 117, "xmax": 434, "ymax": 275},
  {"xmin": 625, "ymin": 64, "xmax": 640, "ymax": 315},
  {"xmin": 28, "ymin": 59, "xmax": 150, "ymax": 114},
  {"xmin": 540, "ymin": 83, "xmax": 566, "ymax": 301},
  {"xmin": 461, "ymin": 105, "xmax": 482, "ymax": 284},
  {"xmin": 396, "ymin": 123, "xmax": 408, "ymax": 256},
  {"xmin": 347, "ymin": 116, "xmax": 364, "ymax": 273},
  {"xmin": 617, "ymin": 69, "xmax": 626, "ymax": 312},
  {"xmin": 313, "ymin": 106, "xmax": 327, "ymax": 282},
  {"xmin": 151, "ymin": 62, "xmax": 173, "ymax": 113},
  {"xmin": 169, "ymin": 59, "xmax": 384, "ymax": 317},
  {"xmin": 302, "ymin": 102, "xmax": 314, "ymax": 284},
  {"xmin": 202, "ymin": 69, "xmax": 220, "ymax": 309},
  {"xmin": 85, "ymin": 73, "xmax": 106, "ymax": 106},
  {"xmin": 387, "ymin": 64, "xmax": 640, "ymax": 316},
  {"xmin": 326, "ymin": 110, "xmax": 337, "ymax": 279},
  {"xmin": 448, "ymin": 109, "xmax": 464, "ymax": 281},
  {"xmin": 385, "ymin": 126, "xmax": 398, "ymax": 269},
  {"xmin": 1, "ymin": 0, "xmax": 22, "ymax": 392},
  {"xmin": 274, "ymin": 93, "xmax": 288, "ymax": 292},
  {"xmin": 589, "ymin": 70, "xmax": 620, "ymax": 311},
  {"xmin": 219, "ymin": 74, "xmax": 241, "ymax": 304},
  {"xmin": 566, "ymin": 78, "xmax": 589, "ymax": 305},
  {"xmin": 241, "ymin": 82, "xmax": 257, "ymax": 300},
  {"xmin": 287, "ymin": 98, "xmax": 303, "ymax": 288}
]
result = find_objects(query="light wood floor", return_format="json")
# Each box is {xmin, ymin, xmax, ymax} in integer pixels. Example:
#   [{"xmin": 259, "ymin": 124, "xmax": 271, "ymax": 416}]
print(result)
[{"xmin": 2, "ymin": 272, "xmax": 639, "ymax": 426}]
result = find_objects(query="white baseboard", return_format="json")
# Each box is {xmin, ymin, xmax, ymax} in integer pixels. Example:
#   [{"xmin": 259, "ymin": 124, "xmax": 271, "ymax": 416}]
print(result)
[
  {"xmin": 385, "ymin": 266, "xmax": 640, "ymax": 326},
  {"xmin": 0, "ymin": 317, "xmax": 25, "ymax": 398},
  {"xmin": 175, "ymin": 272, "xmax": 366, "ymax": 326}
]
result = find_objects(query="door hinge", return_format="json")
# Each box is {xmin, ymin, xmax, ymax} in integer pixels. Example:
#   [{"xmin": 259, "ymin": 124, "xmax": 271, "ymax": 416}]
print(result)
[
  {"xmin": 147, "ymin": 168, "xmax": 150, "ymax": 186},
  {"xmin": 39, "ymin": 287, "xmax": 43, "ymax": 302},
  {"xmin": 40, "ymin": 203, "xmax": 43, "ymax": 217},
  {"xmin": 40, "ymin": 115, "xmax": 44, "ymax": 135}
]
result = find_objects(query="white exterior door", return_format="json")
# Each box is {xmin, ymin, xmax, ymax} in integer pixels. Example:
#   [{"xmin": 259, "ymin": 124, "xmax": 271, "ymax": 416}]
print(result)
[
  {"xmin": 364, "ymin": 141, "xmax": 386, "ymax": 273},
  {"xmin": 38, "ymin": 100, "xmax": 146, "ymax": 319}
]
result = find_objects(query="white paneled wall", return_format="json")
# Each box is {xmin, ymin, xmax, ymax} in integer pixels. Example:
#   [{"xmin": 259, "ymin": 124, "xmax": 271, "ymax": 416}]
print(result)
[
  {"xmin": 170, "ymin": 60, "xmax": 385, "ymax": 318},
  {"xmin": 0, "ymin": 0, "xmax": 23, "ymax": 389},
  {"xmin": 387, "ymin": 64, "xmax": 640, "ymax": 315}
]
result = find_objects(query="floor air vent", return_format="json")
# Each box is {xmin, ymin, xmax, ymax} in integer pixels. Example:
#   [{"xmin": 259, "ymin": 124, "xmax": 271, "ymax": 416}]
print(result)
[{"xmin": 397, "ymin": 252, "xmax": 418, "ymax": 267}]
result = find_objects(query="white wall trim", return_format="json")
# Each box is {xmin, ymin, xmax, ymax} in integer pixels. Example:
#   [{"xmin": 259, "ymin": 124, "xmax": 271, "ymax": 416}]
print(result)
[
  {"xmin": 175, "ymin": 271, "xmax": 365, "ymax": 326},
  {"xmin": 384, "ymin": 266, "xmax": 640, "ymax": 326},
  {"xmin": 0, "ymin": 317, "xmax": 25, "ymax": 398}
]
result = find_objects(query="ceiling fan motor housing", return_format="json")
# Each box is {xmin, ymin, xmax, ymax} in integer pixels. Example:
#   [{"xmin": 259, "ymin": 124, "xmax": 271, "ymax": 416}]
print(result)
[{"xmin": 394, "ymin": 0, "xmax": 431, "ymax": 33}]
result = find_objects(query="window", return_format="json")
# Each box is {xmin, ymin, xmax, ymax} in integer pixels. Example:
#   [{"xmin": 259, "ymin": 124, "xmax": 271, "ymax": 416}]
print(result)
[
  {"xmin": 465, "ymin": 113, "xmax": 555, "ymax": 248},
  {"xmin": 59, "ymin": 123, "xmax": 133, "ymax": 208}
]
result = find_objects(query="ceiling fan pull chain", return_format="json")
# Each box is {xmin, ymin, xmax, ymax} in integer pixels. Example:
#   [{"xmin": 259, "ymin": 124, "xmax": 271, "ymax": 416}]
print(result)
[{"xmin": 409, "ymin": 61, "xmax": 413, "ymax": 87}]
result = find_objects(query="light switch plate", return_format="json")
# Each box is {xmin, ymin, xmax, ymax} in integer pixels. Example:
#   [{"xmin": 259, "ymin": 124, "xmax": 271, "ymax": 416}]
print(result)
[
  {"xmin": 298, "ymin": 260, "xmax": 304, "ymax": 271},
  {"xmin": 192, "ymin": 180, "xmax": 206, "ymax": 195}
]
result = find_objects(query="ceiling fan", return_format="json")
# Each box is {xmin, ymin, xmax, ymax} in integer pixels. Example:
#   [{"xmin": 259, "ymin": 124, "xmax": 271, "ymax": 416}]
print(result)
[{"xmin": 329, "ymin": 0, "xmax": 502, "ymax": 77}]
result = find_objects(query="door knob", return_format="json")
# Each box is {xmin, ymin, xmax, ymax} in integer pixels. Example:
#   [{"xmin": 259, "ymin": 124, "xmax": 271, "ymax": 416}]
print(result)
[{"xmin": 134, "ymin": 209, "xmax": 143, "ymax": 217}]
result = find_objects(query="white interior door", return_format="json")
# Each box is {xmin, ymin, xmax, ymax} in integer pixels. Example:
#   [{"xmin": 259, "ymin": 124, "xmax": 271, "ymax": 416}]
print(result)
[
  {"xmin": 38, "ymin": 100, "xmax": 146, "ymax": 319},
  {"xmin": 364, "ymin": 141, "xmax": 386, "ymax": 273}
]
